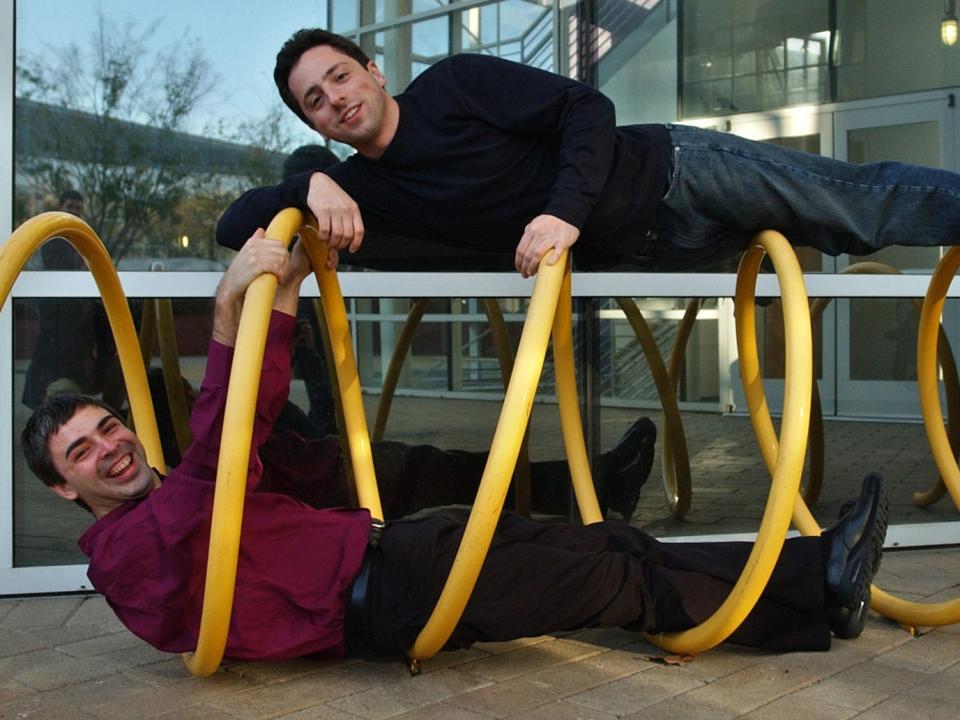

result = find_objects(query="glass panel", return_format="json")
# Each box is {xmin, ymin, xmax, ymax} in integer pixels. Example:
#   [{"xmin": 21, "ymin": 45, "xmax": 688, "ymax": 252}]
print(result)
[
  {"xmin": 13, "ymin": 296, "xmax": 214, "ymax": 566},
  {"xmin": 682, "ymin": 0, "xmax": 829, "ymax": 119},
  {"xmin": 836, "ymin": 0, "xmax": 960, "ymax": 101},
  {"xmin": 846, "ymin": 121, "xmax": 942, "ymax": 271},
  {"xmin": 14, "ymin": 1, "xmax": 325, "ymax": 269}
]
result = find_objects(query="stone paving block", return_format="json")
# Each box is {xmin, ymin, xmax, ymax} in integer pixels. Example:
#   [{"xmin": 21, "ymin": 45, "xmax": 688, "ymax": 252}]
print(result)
[
  {"xmin": 56, "ymin": 629, "xmax": 148, "ymax": 658},
  {"xmin": 153, "ymin": 705, "xmax": 243, "ymax": 720},
  {"xmin": 0, "ymin": 628, "xmax": 51, "ymax": 658},
  {"xmin": 902, "ymin": 659, "xmax": 960, "ymax": 704},
  {"xmin": 327, "ymin": 667, "xmax": 491, "ymax": 720},
  {"xmin": 388, "ymin": 701, "xmax": 498, "ymax": 720},
  {"xmin": 622, "ymin": 694, "xmax": 735, "ymax": 720},
  {"xmin": 223, "ymin": 657, "xmax": 364, "ymax": 685},
  {"xmin": 0, "ymin": 694, "xmax": 101, "ymax": 719},
  {"xmin": 274, "ymin": 704, "xmax": 394, "ymax": 720},
  {"xmin": 856, "ymin": 693, "xmax": 958, "ymax": 720},
  {"xmin": 641, "ymin": 645, "xmax": 763, "ymax": 683},
  {"xmin": 0, "ymin": 600, "xmax": 16, "ymax": 623},
  {"xmin": 0, "ymin": 679, "xmax": 36, "ymax": 704},
  {"xmin": 67, "ymin": 596, "xmax": 127, "ymax": 634},
  {"xmin": 418, "ymin": 647, "xmax": 491, "ymax": 673},
  {"xmin": 204, "ymin": 669, "xmax": 377, "ymax": 720},
  {"xmin": 29, "ymin": 671, "xmax": 153, "ymax": 710},
  {"xmin": 676, "ymin": 655, "xmax": 828, "ymax": 717},
  {"xmin": 507, "ymin": 699, "xmax": 619, "ymax": 720},
  {"xmin": 738, "ymin": 694, "xmax": 858, "ymax": 719},
  {"xmin": 0, "ymin": 648, "xmax": 122, "ymax": 691},
  {"xmin": 454, "ymin": 638, "xmax": 603, "ymax": 683},
  {"xmin": 0, "ymin": 596, "xmax": 83, "ymax": 630},
  {"xmin": 563, "ymin": 661, "xmax": 704, "ymax": 716},
  {"xmin": 99, "ymin": 641, "xmax": 174, "ymax": 668},
  {"xmin": 471, "ymin": 637, "xmax": 551, "ymax": 656},
  {"xmin": 872, "ymin": 631, "xmax": 960, "ymax": 673},
  {"xmin": 83, "ymin": 671, "xmax": 254, "ymax": 719},
  {"xmin": 789, "ymin": 658, "xmax": 929, "ymax": 711},
  {"xmin": 450, "ymin": 650, "xmax": 649, "ymax": 719},
  {"xmin": 31, "ymin": 622, "xmax": 122, "ymax": 648}
]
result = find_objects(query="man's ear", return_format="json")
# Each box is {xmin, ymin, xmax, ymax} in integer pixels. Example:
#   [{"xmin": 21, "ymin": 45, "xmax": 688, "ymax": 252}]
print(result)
[
  {"xmin": 367, "ymin": 60, "xmax": 387, "ymax": 90},
  {"xmin": 50, "ymin": 483, "xmax": 79, "ymax": 501}
]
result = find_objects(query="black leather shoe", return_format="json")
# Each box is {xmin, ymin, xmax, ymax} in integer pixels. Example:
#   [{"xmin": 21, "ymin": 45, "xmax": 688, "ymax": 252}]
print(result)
[
  {"xmin": 602, "ymin": 418, "xmax": 657, "ymax": 519},
  {"xmin": 821, "ymin": 473, "xmax": 888, "ymax": 639}
]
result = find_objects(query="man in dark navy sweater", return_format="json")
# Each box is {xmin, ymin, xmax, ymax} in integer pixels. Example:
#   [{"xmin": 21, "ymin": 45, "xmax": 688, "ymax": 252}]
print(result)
[{"xmin": 216, "ymin": 29, "xmax": 960, "ymax": 275}]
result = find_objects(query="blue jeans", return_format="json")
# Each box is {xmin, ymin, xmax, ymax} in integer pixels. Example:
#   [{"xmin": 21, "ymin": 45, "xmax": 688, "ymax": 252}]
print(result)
[{"xmin": 648, "ymin": 124, "xmax": 960, "ymax": 270}]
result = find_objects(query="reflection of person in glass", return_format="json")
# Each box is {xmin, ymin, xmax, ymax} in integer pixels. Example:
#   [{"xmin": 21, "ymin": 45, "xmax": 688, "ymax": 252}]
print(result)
[
  {"xmin": 146, "ymin": 367, "xmax": 655, "ymax": 522},
  {"xmin": 22, "ymin": 189, "xmax": 123, "ymax": 409},
  {"xmin": 217, "ymin": 29, "xmax": 960, "ymax": 277},
  {"xmin": 22, "ymin": 233, "xmax": 888, "ymax": 663}
]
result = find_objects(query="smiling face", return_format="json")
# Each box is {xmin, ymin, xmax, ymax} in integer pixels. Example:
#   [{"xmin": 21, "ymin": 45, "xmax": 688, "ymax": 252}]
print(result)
[
  {"xmin": 47, "ymin": 405, "xmax": 160, "ymax": 519},
  {"xmin": 287, "ymin": 44, "xmax": 398, "ymax": 157}
]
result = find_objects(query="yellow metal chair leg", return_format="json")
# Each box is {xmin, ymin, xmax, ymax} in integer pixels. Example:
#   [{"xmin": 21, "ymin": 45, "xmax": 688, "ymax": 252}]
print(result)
[{"xmin": 647, "ymin": 230, "xmax": 812, "ymax": 654}]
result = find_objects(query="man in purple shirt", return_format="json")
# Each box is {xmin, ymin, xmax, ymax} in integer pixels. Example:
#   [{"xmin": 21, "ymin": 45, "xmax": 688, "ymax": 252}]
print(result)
[{"xmin": 22, "ymin": 230, "xmax": 889, "ymax": 663}]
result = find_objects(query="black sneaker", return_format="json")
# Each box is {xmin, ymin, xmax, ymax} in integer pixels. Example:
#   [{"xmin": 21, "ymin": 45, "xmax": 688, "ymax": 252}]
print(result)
[{"xmin": 821, "ymin": 473, "xmax": 888, "ymax": 639}]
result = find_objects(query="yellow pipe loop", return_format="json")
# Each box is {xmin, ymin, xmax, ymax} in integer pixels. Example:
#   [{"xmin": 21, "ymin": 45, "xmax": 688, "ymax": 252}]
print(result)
[
  {"xmin": 807, "ymin": 261, "xmax": 960, "ymax": 508},
  {"xmin": 408, "ymin": 252, "xmax": 570, "ymax": 662},
  {"xmin": 0, "ymin": 212, "xmax": 163, "ymax": 470},
  {"xmin": 298, "ymin": 226, "xmax": 383, "ymax": 519},
  {"xmin": 553, "ymin": 261, "xmax": 603, "ymax": 524},
  {"xmin": 155, "ymin": 299, "xmax": 193, "ymax": 455},
  {"xmin": 182, "ymin": 207, "xmax": 305, "ymax": 676},
  {"xmin": 482, "ymin": 298, "xmax": 533, "ymax": 516},
  {"xmin": 615, "ymin": 297, "xmax": 692, "ymax": 517},
  {"xmin": 373, "ymin": 299, "xmax": 430, "ymax": 442},
  {"xmin": 648, "ymin": 230, "xmax": 812, "ymax": 654}
]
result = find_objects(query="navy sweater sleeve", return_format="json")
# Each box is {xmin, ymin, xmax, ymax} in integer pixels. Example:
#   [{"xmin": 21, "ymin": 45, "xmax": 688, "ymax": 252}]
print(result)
[
  {"xmin": 437, "ymin": 54, "xmax": 617, "ymax": 231},
  {"xmin": 216, "ymin": 171, "xmax": 313, "ymax": 250}
]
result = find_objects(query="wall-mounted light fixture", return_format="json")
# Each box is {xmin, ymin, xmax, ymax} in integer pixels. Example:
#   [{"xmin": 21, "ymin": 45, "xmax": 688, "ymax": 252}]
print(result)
[{"xmin": 943, "ymin": 0, "xmax": 958, "ymax": 46}]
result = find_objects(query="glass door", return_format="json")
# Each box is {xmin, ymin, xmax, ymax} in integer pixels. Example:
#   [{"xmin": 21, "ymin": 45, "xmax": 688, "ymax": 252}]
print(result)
[{"xmin": 834, "ymin": 96, "xmax": 957, "ymax": 417}]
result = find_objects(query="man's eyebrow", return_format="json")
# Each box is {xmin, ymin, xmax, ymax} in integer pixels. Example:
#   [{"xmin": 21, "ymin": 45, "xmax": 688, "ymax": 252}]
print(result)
[{"xmin": 63, "ymin": 414, "xmax": 115, "ymax": 460}]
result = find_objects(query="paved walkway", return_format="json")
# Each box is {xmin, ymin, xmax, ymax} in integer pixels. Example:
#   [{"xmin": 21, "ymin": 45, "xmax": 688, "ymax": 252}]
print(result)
[{"xmin": 2, "ymin": 546, "xmax": 960, "ymax": 719}]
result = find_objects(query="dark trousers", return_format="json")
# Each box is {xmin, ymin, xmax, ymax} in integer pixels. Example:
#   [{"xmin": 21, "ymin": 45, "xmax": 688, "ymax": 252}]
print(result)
[{"xmin": 365, "ymin": 511, "xmax": 830, "ymax": 656}]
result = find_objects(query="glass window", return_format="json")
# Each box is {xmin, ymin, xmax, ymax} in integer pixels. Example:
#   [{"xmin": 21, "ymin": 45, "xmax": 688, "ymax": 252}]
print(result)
[{"xmin": 14, "ymin": 0, "xmax": 327, "ymax": 269}]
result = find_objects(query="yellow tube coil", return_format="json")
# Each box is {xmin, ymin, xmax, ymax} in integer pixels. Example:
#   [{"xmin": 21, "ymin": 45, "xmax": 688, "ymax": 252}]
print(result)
[
  {"xmin": 647, "ymin": 230, "xmax": 812, "ymax": 654},
  {"xmin": 0, "ymin": 212, "xmax": 163, "ymax": 469},
  {"xmin": 298, "ymin": 225, "xmax": 383, "ymax": 519},
  {"xmin": 407, "ymin": 252, "xmax": 571, "ymax": 662}
]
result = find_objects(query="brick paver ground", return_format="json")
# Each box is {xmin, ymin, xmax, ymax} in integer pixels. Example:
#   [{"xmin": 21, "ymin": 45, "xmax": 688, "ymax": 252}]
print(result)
[{"xmin": 2, "ymin": 547, "xmax": 959, "ymax": 719}]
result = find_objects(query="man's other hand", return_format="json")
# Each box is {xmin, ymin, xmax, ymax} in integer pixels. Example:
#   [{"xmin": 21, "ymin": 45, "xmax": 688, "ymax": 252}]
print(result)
[
  {"xmin": 514, "ymin": 214, "xmax": 579, "ymax": 277},
  {"xmin": 307, "ymin": 172, "xmax": 365, "ymax": 254}
]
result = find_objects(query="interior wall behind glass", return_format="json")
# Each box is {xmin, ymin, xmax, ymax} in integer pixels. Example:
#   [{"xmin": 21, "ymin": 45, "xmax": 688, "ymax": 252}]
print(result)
[
  {"xmin": 835, "ymin": 0, "xmax": 960, "ymax": 101},
  {"xmin": 681, "ymin": 0, "xmax": 831, "ymax": 118},
  {"xmin": 599, "ymin": 13, "xmax": 679, "ymax": 124}
]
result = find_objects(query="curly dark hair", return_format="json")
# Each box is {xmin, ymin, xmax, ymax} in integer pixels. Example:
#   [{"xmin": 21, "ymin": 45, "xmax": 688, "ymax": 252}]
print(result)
[{"xmin": 274, "ymin": 28, "xmax": 370, "ymax": 126}]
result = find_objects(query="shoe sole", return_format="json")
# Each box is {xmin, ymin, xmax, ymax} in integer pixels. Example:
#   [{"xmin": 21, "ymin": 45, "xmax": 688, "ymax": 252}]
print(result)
[{"xmin": 836, "ymin": 474, "xmax": 887, "ymax": 609}]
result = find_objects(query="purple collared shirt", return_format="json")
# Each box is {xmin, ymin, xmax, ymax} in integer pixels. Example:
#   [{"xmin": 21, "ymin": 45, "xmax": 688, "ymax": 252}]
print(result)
[{"xmin": 79, "ymin": 312, "xmax": 371, "ymax": 660}]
